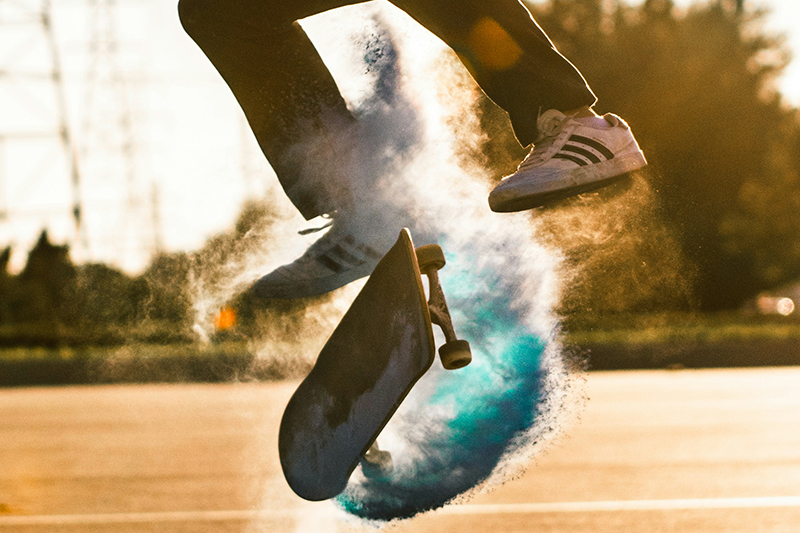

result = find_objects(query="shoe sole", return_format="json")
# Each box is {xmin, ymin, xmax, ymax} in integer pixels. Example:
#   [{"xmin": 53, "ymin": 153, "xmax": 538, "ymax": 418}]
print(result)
[
  {"xmin": 489, "ymin": 155, "xmax": 647, "ymax": 213},
  {"xmin": 492, "ymin": 171, "xmax": 637, "ymax": 212},
  {"xmin": 252, "ymin": 259, "xmax": 379, "ymax": 300}
]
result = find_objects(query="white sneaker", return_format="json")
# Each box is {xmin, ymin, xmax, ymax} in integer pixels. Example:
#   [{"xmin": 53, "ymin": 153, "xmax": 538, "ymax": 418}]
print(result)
[
  {"xmin": 488, "ymin": 110, "xmax": 647, "ymax": 212},
  {"xmin": 251, "ymin": 210, "xmax": 405, "ymax": 299}
]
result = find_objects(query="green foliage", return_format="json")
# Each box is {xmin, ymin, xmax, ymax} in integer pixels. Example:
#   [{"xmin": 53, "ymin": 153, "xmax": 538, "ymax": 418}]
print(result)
[
  {"xmin": 565, "ymin": 310, "xmax": 800, "ymax": 345},
  {"xmin": 63, "ymin": 263, "xmax": 146, "ymax": 326},
  {"xmin": 0, "ymin": 198, "xmax": 307, "ymax": 346},
  {"xmin": 7, "ymin": 231, "xmax": 76, "ymax": 324},
  {"xmin": 0, "ymin": 341, "xmax": 311, "ymax": 386},
  {"xmin": 140, "ymin": 252, "xmax": 192, "ymax": 323},
  {"xmin": 518, "ymin": 0, "xmax": 800, "ymax": 309},
  {"xmin": 0, "ymin": 232, "xmax": 191, "ymax": 342}
]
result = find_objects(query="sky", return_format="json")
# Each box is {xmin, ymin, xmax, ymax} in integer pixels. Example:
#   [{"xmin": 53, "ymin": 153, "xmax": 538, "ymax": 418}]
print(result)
[{"xmin": 0, "ymin": 0, "xmax": 798, "ymax": 272}]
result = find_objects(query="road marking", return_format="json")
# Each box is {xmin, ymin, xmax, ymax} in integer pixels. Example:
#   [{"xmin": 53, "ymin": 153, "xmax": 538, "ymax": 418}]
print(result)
[
  {"xmin": 0, "ymin": 510, "xmax": 270, "ymax": 526},
  {"xmin": 1, "ymin": 497, "xmax": 799, "ymax": 525},
  {"xmin": 440, "ymin": 496, "xmax": 800, "ymax": 514}
]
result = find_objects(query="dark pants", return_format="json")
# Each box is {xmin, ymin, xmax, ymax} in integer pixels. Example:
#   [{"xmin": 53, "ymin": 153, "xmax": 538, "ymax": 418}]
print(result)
[{"xmin": 178, "ymin": 0, "xmax": 596, "ymax": 219}]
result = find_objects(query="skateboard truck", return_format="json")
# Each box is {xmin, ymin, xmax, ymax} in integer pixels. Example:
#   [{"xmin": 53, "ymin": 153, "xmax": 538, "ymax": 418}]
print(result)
[
  {"xmin": 359, "ymin": 243, "xmax": 471, "ymax": 480},
  {"xmin": 361, "ymin": 440, "xmax": 394, "ymax": 478},
  {"xmin": 415, "ymin": 245, "xmax": 472, "ymax": 370}
]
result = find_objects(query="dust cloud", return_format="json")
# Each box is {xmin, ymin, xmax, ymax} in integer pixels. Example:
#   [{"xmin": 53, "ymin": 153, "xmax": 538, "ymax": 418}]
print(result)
[{"xmin": 181, "ymin": 0, "xmax": 693, "ymax": 524}]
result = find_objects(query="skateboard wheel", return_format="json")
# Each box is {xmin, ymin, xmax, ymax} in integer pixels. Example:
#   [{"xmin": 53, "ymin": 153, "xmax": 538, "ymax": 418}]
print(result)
[
  {"xmin": 415, "ymin": 244, "xmax": 446, "ymax": 271},
  {"xmin": 439, "ymin": 339, "xmax": 472, "ymax": 370},
  {"xmin": 361, "ymin": 449, "xmax": 394, "ymax": 478}
]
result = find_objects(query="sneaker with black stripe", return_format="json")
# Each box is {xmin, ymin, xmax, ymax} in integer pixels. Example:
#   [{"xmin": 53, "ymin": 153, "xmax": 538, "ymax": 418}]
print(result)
[
  {"xmin": 251, "ymin": 210, "xmax": 404, "ymax": 299},
  {"xmin": 488, "ymin": 109, "xmax": 647, "ymax": 212}
]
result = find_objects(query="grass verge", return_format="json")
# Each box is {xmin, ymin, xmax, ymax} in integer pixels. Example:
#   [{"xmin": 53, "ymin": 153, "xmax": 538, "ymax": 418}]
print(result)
[{"xmin": 0, "ymin": 342, "xmax": 312, "ymax": 387}]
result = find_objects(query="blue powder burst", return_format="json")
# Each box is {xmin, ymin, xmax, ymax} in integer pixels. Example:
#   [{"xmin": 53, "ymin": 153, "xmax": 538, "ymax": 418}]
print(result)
[
  {"xmin": 299, "ymin": 6, "xmax": 572, "ymax": 522},
  {"xmin": 334, "ymin": 241, "xmax": 553, "ymax": 521}
]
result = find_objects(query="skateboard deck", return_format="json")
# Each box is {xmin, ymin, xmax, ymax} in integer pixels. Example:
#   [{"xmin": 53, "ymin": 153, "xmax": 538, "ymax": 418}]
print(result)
[{"xmin": 278, "ymin": 229, "xmax": 437, "ymax": 501}]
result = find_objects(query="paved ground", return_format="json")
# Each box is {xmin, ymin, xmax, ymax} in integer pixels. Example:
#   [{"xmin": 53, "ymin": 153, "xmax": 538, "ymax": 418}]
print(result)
[{"xmin": 1, "ymin": 367, "xmax": 799, "ymax": 532}]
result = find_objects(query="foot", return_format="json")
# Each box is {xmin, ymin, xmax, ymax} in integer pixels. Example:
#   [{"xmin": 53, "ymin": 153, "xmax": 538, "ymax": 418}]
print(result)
[
  {"xmin": 251, "ymin": 210, "xmax": 404, "ymax": 299},
  {"xmin": 488, "ymin": 109, "xmax": 647, "ymax": 212}
]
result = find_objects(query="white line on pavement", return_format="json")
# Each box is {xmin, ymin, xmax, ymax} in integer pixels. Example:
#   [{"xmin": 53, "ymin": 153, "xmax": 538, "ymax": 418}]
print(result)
[
  {"xmin": 440, "ymin": 496, "xmax": 800, "ymax": 515},
  {"xmin": 0, "ymin": 510, "xmax": 268, "ymax": 526},
  {"xmin": 2, "ymin": 496, "xmax": 800, "ymax": 525}
]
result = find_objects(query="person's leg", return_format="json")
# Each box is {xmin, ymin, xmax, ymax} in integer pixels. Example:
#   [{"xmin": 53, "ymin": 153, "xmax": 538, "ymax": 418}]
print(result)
[
  {"xmin": 391, "ymin": 0, "xmax": 595, "ymax": 145},
  {"xmin": 180, "ymin": 0, "xmax": 415, "ymax": 299},
  {"xmin": 392, "ymin": 0, "xmax": 647, "ymax": 212},
  {"xmin": 178, "ymin": 0, "xmax": 366, "ymax": 220}
]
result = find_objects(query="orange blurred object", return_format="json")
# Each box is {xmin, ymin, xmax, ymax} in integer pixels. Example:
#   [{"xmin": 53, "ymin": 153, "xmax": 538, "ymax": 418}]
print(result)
[{"xmin": 214, "ymin": 306, "xmax": 237, "ymax": 331}]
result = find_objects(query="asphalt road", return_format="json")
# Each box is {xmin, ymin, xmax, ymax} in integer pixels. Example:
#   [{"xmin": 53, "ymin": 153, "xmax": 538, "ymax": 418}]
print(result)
[{"xmin": 1, "ymin": 367, "xmax": 799, "ymax": 532}]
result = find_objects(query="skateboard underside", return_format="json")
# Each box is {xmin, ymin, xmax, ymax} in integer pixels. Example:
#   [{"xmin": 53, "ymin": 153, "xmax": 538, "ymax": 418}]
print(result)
[{"xmin": 278, "ymin": 229, "xmax": 435, "ymax": 501}]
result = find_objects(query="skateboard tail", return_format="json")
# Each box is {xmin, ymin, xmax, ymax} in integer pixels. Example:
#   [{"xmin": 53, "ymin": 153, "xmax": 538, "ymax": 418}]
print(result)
[{"xmin": 280, "ymin": 325, "xmax": 429, "ymax": 501}]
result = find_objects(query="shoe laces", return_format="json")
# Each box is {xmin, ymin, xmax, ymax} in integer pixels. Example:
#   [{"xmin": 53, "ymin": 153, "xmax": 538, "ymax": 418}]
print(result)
[
  {"xmin": 298, "ymin": 213, "xmax": 335, "ymax": 235},
  {"xmin": 518, "ymin": 110, "xmax": 570, "ymax": 170}
]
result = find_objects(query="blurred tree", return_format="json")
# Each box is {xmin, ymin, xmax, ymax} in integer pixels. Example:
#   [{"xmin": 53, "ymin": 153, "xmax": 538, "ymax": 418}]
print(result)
[
  {"xmin": 139, "ymin": 252, "xmax": 192, "ymax": 323},
  {"xmin": 0, "ymin": 247, "xmax": 8, "ymax": 275},
  {"xmin": 0, "ymin": 247, "xmax": 12, "ymax": 324},
  {"xmin": 0, "ymin": 199, "xmax": 292, "ymax": 342},
  {"xmin": 63, "ymin": 263, "xmax": 142, "ymax": 326},
  {"xmin": 518, "ymin": 0, "xmax": 800, "ymax": 309},
  {"xmin": 16, "ymin": 231, "xmax": 76, "ymax": 322}
]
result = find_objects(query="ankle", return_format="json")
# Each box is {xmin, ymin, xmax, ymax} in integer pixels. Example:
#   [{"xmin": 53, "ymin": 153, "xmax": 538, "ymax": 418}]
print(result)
[
  {"xmin": 575, "ymin": 115, "xmax": 611, "ymax": 129},
  {"xmin": 561, "ymin": 105, "xmax": 598, "ymax": 119}
]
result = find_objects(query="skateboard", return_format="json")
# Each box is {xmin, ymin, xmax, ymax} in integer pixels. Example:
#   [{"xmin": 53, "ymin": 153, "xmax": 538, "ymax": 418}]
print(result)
[{"xmin": 278, "ymin": 228, "xmax": 471, "ymax": 501}]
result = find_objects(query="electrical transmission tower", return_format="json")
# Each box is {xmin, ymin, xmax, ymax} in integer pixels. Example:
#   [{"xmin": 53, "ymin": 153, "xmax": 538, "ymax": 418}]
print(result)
[
  {"xmin": 0, "ymin": 0, "xmax": 86, "ymax": 255},
  {"xmin": 81, "ymin": 0, "xmax": 143, "ymax": 268}
]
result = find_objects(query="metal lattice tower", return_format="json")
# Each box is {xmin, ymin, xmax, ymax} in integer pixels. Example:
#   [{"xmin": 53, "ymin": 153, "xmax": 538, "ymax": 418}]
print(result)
[
  {"xmin": 81, "ymin": 0, "xmax": 141, "ymax": 267},
  {"xmin": 0, "ymin": 0, "xmax": 86, "ymax": 253}
]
